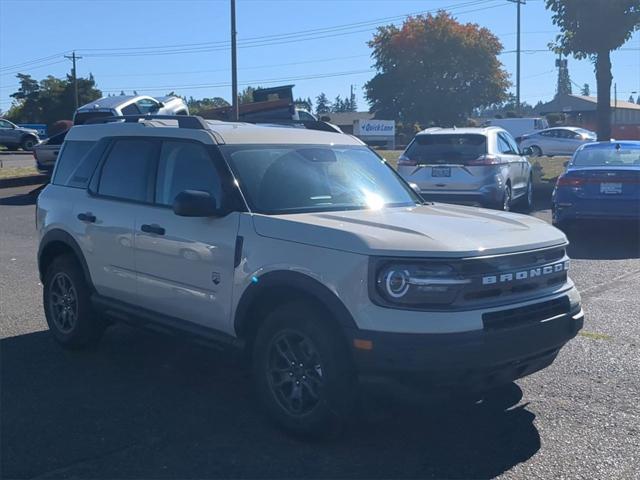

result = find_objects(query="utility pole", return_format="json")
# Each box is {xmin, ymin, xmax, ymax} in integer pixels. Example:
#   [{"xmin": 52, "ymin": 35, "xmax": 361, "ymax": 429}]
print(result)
[
  {"xmin": 508, "ymin": 0, "xmax": 525, "ymax": 112},
  {"xmin": 230, "ymin": 0, "xmax": 239, "ymax": 121},
  {"xmin": 64, "ymin": 51, "xmax": 83, "ymax": 110}
]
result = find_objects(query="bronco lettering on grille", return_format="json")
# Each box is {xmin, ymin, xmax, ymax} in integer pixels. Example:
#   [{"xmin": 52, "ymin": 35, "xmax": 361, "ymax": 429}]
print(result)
[{"xmin": 482, "ymin": 260, "xmax": 569, "ymax": 286}]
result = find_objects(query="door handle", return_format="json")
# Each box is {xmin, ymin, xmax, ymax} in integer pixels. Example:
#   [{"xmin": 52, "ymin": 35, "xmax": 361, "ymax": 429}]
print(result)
[
  {"xmin": 77, "ymin": 212, "xmax": 96, "ymax": 223},
  {"xmin": 141, "ymin": 224, "xmax": 165, "ymax": 235}
]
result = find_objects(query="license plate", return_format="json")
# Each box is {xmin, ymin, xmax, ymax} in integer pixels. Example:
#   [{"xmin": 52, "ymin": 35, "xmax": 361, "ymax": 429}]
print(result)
[
  {"xmin": 432, "ymin": 167, "xmax": 451, "ymax": 177},
  {"xmin": 600, "ymin": 182, "xmax": 622, "ymax": 194}
]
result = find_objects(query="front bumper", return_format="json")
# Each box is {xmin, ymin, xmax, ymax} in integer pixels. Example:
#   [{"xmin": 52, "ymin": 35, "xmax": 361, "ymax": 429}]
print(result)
[{"xmin": 348, "ymin": 302, "xmax": 583, "ymax": 389}]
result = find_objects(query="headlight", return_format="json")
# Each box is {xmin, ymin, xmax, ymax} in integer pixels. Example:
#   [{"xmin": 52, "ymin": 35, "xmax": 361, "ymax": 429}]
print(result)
[{"xmin": 371, "ymin": 260, "xmax": 470, "ymax": 308}]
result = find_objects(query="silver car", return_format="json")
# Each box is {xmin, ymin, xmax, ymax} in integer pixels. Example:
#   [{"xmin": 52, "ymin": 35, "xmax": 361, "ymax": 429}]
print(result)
[
  {"xmin": 397, "ymin": 127, "xmax": 533, "ymax": 211},
  {"xmin": 0, "ymin": 118, "xmax": 40, "ymax": 151},
  {"xmin": 33, "ymin": 129, "xmax": 68, "ymax": 175},
  {"xmin": 518, "ymin": 127, "xmax": 596, "ymax": 157},
  {"xmin": 73, "ymin": 95, "xmax": 189, "ymax": 125}
]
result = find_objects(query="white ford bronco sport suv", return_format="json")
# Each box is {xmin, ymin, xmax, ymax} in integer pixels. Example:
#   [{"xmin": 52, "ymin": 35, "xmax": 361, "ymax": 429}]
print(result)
[{"xmin": 37, "ymin": 115, "xmax": 583, "ymax": 435}]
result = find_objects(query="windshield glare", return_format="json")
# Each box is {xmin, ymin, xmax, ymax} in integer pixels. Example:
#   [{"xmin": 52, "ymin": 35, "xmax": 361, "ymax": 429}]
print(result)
[
  {"xmin": 223, "ymin": 145, "xmax": 420, "ymax": 214},
  {"xmin": 573, "ymin": 147, "xmax": 640, "ymax": 167}
]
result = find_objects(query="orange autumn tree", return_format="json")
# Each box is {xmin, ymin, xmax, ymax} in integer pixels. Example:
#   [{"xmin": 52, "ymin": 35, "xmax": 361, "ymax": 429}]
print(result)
[{"xmin": 365, "ymin": 11, "xmax": 510, "ymax": 126}]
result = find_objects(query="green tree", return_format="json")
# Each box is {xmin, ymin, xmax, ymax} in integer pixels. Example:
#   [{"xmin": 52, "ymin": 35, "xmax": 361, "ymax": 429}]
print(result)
[
  {"xmin": 365, "ymin": 11, "xmax": 509, "ymax": 126},
  {"xmin": 546, "ymin": 0, "xmax": 640, "ymax": 140},
  {"xmin": 629, "ymin": 95, "xmax": 635, "ymax": 104},
  {"xmin": 580, "ymin": 83, "xmax": 591, "ymax": 96},
  {"xmin": 556, "ymin": 58, "xmax": 572, "ymax": 96},
  {"xmin": 187, "ymin": 96, "xmax": 230, "ymax": 115},
  {"xmin": 239, "ymin": 86, "xmax": 257, "ymax": 104},
  {"xmin": 7, "ymin": 73, "xmax": 101, "ymax": 125},
  {"xmin": 315, "ymin": 92, "xmax": 331, "ymax": 114},
  {"xmin": 294, "ymin": 97, "xmax": 313, "ymax": 111},
  {"xmin": 332, "ymin": 95, "xmax": 345, "ymax": 113}
]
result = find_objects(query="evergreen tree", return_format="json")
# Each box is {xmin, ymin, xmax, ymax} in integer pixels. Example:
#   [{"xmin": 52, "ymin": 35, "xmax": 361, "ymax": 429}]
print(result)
[
  {"xmin": 628, "ymin": 95, "xmax": 635, "ymax": 103},
  {"xmin": 315, "ymin": 93, "xmax": 331, "ymax": 114},
  {"xmin": 333, "ymin": 95, "xmax": 344, "ymax": 112},
  {"xmin": 581, "ymin": 83, "xmax": 590, "ymax": 96}
]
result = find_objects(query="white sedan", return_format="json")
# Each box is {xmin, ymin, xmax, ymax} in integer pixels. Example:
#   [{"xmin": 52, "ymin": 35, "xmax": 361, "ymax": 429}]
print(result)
[{"xmin": 518, "ymin": 127, "xmax": 596, "ymax": 157}]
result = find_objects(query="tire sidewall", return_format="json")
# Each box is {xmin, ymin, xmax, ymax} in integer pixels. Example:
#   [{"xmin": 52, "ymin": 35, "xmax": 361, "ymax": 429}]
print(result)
[
  {"xmin": 252, "ymin": 303, "xmax": 356, "ymax": 436},
  {"xmin": 21, "ymin": 136, "xmax": 37, "ymax": 151},
  {"xmin": 43, "ymin": 255, "xmax": 103, "ymax": 348},
  {"xmin": 502, "ymin": 185, "xmax": 512, "ymax": 211}
]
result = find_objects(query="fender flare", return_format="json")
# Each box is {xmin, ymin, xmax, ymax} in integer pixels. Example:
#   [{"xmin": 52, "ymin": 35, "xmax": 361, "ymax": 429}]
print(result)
[
  {"xmin": 38, "ymin": 229, "xmax": 94, "ymax": 290},
  {"xmin": 234, "ymin": 270, "xmax": 358, "ymax": 337}
]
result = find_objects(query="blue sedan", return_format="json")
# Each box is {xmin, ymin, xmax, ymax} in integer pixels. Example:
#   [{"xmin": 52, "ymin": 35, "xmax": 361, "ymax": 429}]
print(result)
[{"xmin": 552, "ymin": 141, "xmax": 640, "ymax": 228}]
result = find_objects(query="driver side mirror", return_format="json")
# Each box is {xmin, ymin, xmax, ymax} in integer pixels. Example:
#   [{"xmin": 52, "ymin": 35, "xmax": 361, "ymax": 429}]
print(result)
[
  {"xmin": 563, "ymin": 161, "xmax": 569, "ymax": 168},
  {"xmin": 173, "ymin": 190, "xmax": 221, "ymax": 217},
  {"xmin": 521, "ymin": 147, "xmax": 533, "ymax": 156}
]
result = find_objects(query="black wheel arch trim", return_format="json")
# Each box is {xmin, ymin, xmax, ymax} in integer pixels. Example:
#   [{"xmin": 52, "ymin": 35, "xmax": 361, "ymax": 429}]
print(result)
[
  {"xmin": 234, "ymin": 270, "xmax": 359, "ymax": 337},
  {"xmin": 38, "ymin": 229, "xmax": 95, "ymax": 291}
]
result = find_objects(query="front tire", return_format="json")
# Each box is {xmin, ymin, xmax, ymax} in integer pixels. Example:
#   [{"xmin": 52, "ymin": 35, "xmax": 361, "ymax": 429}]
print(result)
[
  {"xmin": 252, "ymin": 302, "xmax": 357, "ymax": 437},
  {"xmin": 500, "ymin": 184, "xmax": 512, "ymax": 211},
  {"xmin": 530, "ymin": 145, "xmax": 543, "ymax": 157},
  {"xmin": 521, "ymin": 177, "xmax": 534, "ymax": 212},
  {"xmin": 43, "ymin": 254, "xmax": 105, "ymax": 349}
]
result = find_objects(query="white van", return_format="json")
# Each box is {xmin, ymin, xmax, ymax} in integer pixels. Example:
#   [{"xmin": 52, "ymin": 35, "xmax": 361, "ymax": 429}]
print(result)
[{"xmin": 484, "ymin": 117, "xmax": 549, "ymax": 141}]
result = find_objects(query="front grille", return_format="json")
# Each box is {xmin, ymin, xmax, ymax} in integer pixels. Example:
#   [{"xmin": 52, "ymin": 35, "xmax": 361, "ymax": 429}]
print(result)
[
  {"xmin": 454, "ymin": 246, "xmax": 568, "ymax": 306},
  {"xmin": 482, "ymin": 296, "xmax": 571, "ymax": 331}
]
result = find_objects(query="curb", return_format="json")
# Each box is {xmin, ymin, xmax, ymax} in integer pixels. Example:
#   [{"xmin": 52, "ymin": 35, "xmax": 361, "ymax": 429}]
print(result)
[{"xmin": 0, "ymin": 174, "xmax": 49, "ymax": 189}]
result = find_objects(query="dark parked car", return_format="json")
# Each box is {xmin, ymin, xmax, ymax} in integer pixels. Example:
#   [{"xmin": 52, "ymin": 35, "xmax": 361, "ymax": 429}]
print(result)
[
  {"xmin": 552, "ymin": 141, "xmax": 640, "ymax": 228},
  {"xmin": 33, "ymin": 129, "xmax": 69, "ymax": 175}
]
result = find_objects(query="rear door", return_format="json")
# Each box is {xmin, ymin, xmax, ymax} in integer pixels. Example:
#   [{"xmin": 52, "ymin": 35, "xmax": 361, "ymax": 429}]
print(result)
[
  {"xmin": 498, "ymin": 131, "xmax": 528, "ymax": 194},
  {"xmin": 80, "ymin": 138, "xmax": 157, "ymax": 304},
  {"xmin": 133, "ymin": 140, "xmax": 240, "ymax": 333}
]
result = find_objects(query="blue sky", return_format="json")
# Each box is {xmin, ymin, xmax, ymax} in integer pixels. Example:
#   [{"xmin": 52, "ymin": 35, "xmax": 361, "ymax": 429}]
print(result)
[{"xmin": 1, "ymin": 0, "xmax": 639, "ymax": 115}]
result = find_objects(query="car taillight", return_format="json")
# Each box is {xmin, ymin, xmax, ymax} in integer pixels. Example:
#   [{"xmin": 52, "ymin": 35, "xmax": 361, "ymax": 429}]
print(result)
[
  {"xmin": 556, "ymin": 175, "xmax": 585, "ymax": 187},
  {"xmin": 466, "ymin": 154, "xmax": 501, "ymax": 166},
  {"xmin": 397, "ymin": 154, "xmax": 417, "ymax": 166}
]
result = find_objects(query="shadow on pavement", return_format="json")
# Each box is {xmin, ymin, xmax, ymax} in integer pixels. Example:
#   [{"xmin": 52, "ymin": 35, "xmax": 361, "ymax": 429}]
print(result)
[
  {"xmin": 1, "ymin": 325, "xmax": 541, "ymax": 479},
  {"xmin": 0, "ymin": 184, "xmax": 44, "ymax": 206},
  {"xmin": 564, "ymin": 221, "xmax": 640, "ymax": 260}
]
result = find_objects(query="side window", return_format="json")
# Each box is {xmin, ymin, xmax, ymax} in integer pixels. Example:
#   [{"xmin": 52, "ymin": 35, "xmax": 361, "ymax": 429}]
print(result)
[
  {"xmin": 98, "ymin": 139, "xmax": 156, "ymax": 202},
  {"xmin": 0, "ymin": 119, "xmax": 13, "ymax": 128},
  {"xmin": 121, "ymin": 103, "xmax": 140, "ymax": 116},
  {"xmin": 503, "ymin": 132, "xmax": 520, "ymax": 154},
  {"xmin": 155, "ymin": 141, "xmax": 221, "ymax": 206},
  {"xmin": 52, "ymin": 141, "xmax": 96, "ymax": 187},
  {"xmin": 136, "ymin": 98, "xmax": 158, "ymax": 114},
  {"xmin": 497, "ymin": 133, "xmax": 516, "ymax": 154},
  {"xmin": 540, "ymin": 130, "xmax": 551, "ymax": 137}
]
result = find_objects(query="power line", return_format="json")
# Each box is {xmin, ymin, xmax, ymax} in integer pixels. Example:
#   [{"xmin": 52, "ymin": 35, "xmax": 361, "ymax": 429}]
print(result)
[{"xmin": 99, "ymin": 69, "xmax": 374, "ymax": 94}]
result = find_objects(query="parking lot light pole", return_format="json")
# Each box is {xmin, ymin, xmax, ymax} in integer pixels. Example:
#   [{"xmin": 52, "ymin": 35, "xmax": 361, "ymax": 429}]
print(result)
[{"xmin": 231, "ymin": 0, "xmax": 239, "ymax": 121}]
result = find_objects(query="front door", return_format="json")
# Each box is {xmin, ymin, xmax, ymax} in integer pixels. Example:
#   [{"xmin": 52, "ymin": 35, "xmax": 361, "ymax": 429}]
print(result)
[{"xmin": 134, "ymin": 140, "xmax": 239, "ymax": 334}]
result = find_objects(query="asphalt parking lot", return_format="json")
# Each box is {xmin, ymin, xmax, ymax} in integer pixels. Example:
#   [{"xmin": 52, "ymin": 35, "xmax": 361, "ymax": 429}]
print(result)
[{"xmin": 1, "ymin": 184, "xmax": 639, "ymax": 479}]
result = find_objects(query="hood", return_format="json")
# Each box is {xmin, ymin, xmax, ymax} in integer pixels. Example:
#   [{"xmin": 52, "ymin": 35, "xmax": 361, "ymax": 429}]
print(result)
[
  {"xmin": 21, "ymin": 128, "xmax": 39, "ymax": 136},
  {"xmin": 252, "ymin": 204, "xmax": 567, "ymax": 258}
]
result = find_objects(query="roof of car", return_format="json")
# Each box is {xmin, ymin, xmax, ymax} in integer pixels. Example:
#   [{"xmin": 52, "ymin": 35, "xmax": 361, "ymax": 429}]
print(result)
[
  {"xmin": 416, "ymin": 126, "xmax": 504, "ymax": 135},
  {"xmin": 65, "ymin": 118, "xmax": 365, "ymax": 146},
  {"xmin": 76, "ymin": 95, "xmax": 152, "ymax": 111},
  {"xmin": 581, "ymin": 140, "xmax": 640, "ymax": 149}
]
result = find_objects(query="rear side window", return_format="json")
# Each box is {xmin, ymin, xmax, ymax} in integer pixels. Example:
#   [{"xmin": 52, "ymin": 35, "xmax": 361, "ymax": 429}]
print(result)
[
  {"xmin": 155, "ymin": 141, "xmax": 221, "ymax": 206},
  {"xmin": 98, "ymin": 139, "xmax": 156, "ymax": 202},
  {"xmin": 405, "ymin": 134, "xmax": 487, "ymax": 165},
  {"xmin": 52, "ymin": 140, "xmax": 96, "ymax": 187},
  {"xmin": 121, "ymin": 103, "xmax": 140, "ymax": 115}
]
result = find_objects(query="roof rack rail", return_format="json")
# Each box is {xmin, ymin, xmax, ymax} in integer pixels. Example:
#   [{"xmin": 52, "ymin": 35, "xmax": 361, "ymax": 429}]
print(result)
[
  {"xmin": 243, "ymin": 119, "xmax": 343, "ymax": 134},
  {"xmin": 84, "ymin": 114, "xmax": 209, "ymax": 130}
]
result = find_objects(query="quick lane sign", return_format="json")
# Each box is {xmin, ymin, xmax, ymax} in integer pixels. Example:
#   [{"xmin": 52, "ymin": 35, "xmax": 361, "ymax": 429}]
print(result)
[{"xmin": 355, "ymin": 120, "xmax": 395, "ymax": 137}]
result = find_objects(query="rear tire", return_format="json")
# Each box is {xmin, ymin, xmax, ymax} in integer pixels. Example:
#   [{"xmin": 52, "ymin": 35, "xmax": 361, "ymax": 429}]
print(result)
[
  {"xmin": 20, "ymin": 136, "xmax": 37, "ymax": 151},
  {"xmin": 499, "ymin": 184, "xmax": 512, "ymax": 211},
  {"xmin": 530, "ymin": 145, "xmax": 543, "ymax": 157},
  {"xmin": 252, "ymin": 302, "xmax": 357, "ymax": 437},
  {"xmin": 43, "ymin": 254, "xmax": 105, "ymax": 349},
  {"xmin": 521, "ymin": 177, "xmax": 534, "ymax": 212}
]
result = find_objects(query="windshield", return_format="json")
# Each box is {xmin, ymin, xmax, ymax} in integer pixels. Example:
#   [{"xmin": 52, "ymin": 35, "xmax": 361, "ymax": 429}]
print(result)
[
  {"xmin": 573, "ymin": 146, "xmax": 640, "ymax": 167},
  {"xmin": 223, "ymin": 145, "xmax": 420, "ymax": 214},
  {"xmin": 404, "ymin": 134, "xmax": 487, "ymax": 165}
]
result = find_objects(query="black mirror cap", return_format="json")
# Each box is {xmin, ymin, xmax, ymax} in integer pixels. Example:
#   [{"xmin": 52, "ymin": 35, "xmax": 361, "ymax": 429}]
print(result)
[
  {"xmin": 173, "ymin": 190, "xmax": 219, "ymax": 217},
  {"xmin": 563, "ymin": 160, "xmax": 570, "ymax": 168},
  {"xmin": 522, "ymin": 147, "xmax": 533, "ymax": 156}
]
